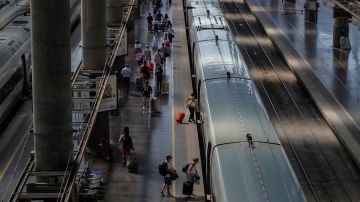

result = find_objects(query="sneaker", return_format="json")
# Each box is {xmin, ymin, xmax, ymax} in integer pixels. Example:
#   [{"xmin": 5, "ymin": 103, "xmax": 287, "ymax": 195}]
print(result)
[{"xmin": 161, "ymin": 192, "xmax": 165, "ymax": 197}]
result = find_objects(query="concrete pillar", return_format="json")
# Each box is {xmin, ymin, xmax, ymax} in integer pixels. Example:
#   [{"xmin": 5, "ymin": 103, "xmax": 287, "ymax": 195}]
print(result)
[
  {"xmin": 333, "ymin": 7, "xmax": 351, "ymax": 49},
  {"xmin": 107, "ymin": 0, "xmax": 125, "ymax": 73},
  {"xmin": 81, "ymin": 0, "xmax": 107, "ymax": 70},
  {"xmin": 106, "ymin": 0, "xmax": 123, "ymax": 26},
  {"xmin": 81, "ymin": 0, "xmax": 110, "ymax": 149},
  {"xmin": 32, "ymin": 0, "xmax": 73, "ymax": 172},
  {"xmin": 304, "ymin": 0, "xmax": 318, "ymax": 23}
]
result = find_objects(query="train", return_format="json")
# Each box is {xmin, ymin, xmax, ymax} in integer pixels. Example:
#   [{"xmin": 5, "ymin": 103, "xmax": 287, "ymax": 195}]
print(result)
[
  {"xmin": 0, "ymin": 14, "xmax": 31, "ymax": 125},
  {"xmin": 187, "ymin": 0, "xmax": 307, "ymax": 201},
  {"xmin": 0, "ymin": 0, "xmax": 80, "ymax": 126}
]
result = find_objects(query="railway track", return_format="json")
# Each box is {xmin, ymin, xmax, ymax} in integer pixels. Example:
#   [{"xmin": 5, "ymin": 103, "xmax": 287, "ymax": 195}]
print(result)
[{"xmin": 220, "ymin": 0, "xmax": 360, "ymax": 201}]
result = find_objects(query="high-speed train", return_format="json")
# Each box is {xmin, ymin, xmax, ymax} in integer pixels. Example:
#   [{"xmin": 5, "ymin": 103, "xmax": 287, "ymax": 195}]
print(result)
[
  {"xmin": 187, "ymin": 0, "xmax": 307, "ymax": 201},
  {"xmin": 0, "ymin": 14, "xmax": 31, "ymax": 125},
  {"xmin": 0, "ymin": 0, "xmax": 80, "ymax": 126}
]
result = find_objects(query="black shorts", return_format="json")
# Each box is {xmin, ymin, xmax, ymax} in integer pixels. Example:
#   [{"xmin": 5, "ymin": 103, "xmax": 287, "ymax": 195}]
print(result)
[{"xmin": 164, "ymin": 176, "xmax": 171, "ymax": 185}]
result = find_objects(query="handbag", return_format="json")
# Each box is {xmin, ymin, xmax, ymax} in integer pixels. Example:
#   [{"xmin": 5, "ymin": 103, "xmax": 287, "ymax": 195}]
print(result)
[{"xmin": 170, "ymin": 170, "xmax": 179, "ymax": 181}]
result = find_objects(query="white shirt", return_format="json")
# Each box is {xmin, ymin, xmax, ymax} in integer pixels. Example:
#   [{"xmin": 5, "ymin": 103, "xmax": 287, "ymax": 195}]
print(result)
[{"xmin": 121, "ymin": 67, "xmax": 132, "ymax": 78}]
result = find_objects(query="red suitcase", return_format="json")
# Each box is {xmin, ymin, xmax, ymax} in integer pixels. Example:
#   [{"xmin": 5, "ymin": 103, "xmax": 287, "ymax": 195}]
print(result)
[{"xmin": 176, "ymin": 112, "xmax": 185, "ymax": 123}]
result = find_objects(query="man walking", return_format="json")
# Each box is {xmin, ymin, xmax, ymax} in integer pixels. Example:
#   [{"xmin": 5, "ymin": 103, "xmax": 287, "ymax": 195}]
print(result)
[{"xmin": 121, "ymin": 64, "xmax": 132, "ymax": 94}]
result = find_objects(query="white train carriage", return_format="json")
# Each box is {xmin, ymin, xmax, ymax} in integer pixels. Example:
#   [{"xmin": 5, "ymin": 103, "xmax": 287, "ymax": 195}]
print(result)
[
  {"xmin": 0, "ymin": 15, "xmax": 31, "ymax": 124},
  {"xmin": 187, "ymin": 0, "xmax": 307, "ymax": 201}
]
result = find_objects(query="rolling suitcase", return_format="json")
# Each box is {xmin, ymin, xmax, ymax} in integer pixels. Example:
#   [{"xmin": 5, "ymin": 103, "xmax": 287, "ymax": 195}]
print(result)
[
  {"xmin": 182, "ymin": 181, "xmax": 194, "ymax": 195},
  {"xmin": 127, "ymin": 152, "xmax": 139, "ymax": 173},
  {"xmin": 151, "ymin": 97, "xmax": 158, "ymax": 112},
  {"xmin": 176, "ymin": 111, "xmax": 185, "ymax": 123},
  {"xmin": 136, "ymin": 77, "xmax": 143, "ymax": 91},
  {"xmin": 162, "ymin": 81, "xmax": 169, "ymax": 94}
]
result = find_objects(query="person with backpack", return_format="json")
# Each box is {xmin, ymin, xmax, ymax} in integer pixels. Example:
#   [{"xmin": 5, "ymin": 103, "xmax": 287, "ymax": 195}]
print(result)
[
  {"xmin": 160, "ymin": 155, "xmax": 175, "ymax": 197},
  {"xmin": 141, "ymin": 81, "xmax": 153, "ymax": 111},
  {"xmin": 118, "ymin": 127, "xmax": 134, "ymax": 166},
  {"xmin": 181, "ymin": 157, "xmax": 200, "ymax": 196}
]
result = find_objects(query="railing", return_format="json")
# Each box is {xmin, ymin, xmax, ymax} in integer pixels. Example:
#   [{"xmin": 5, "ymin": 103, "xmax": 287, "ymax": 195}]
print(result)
[
  {"xmin": 9, "ymin": 0, "xmax": 135, "ymax": 201},
  {"xmin": 331, "ymin": 0, "xmax": 360, "ymax": 20}
]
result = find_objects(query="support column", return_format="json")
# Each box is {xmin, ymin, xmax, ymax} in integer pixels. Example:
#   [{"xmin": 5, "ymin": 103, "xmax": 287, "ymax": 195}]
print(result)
[
  {"xmin": 333, "ymin": 6, "xmax": 351, "ymax": 49},
  {"xmin": 82, "ymin": 0, "xmax": 107, "ymax": 70},
  {"xmin": 107, "ymin": 0, "xmax": 125, "ymax": 73},
  {"xmin": 304, "ymin": 0, "xmax": 318, "ymax": 23},
  {"xmin": 81, "ymin": 0, "xmax": 109, "ymax": 149},
  {"xmin": 106, "ymin": 0, "xmax": 123, "ymax": 26},
  {"xmin": 32, "ymin": 0, "xmax": 73, "ymax": 172}
]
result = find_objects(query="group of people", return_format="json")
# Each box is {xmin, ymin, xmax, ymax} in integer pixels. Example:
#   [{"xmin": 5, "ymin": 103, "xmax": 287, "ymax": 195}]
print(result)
[
  {"xmin": 160, "ymin": 155, "xmax": 200, "ymax": 197},
  {"xmin": 147, "ymin": 11, "xmax": 175, "ymax": 44}
]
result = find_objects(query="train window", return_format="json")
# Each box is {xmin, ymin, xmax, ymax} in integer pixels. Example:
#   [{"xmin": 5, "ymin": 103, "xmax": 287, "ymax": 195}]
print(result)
[{"xmin": 0, "ymin": 67, "xmax": 23, "ymax": 105}]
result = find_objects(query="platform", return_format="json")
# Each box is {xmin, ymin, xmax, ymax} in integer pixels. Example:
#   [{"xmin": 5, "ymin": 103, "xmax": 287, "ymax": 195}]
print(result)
[
  {"xmin": 244, "ymin": 0, "xmax": 360, "ymax": 167},
  {"xmin": 87, "ymin": 0, "xmax": 205, "ymax": 201}
]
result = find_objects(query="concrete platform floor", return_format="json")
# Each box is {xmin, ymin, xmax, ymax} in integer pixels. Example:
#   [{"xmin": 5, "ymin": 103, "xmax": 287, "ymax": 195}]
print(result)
[{"xmin": 88, "ymin": 1, "xmax": 205, "ymax": 201}]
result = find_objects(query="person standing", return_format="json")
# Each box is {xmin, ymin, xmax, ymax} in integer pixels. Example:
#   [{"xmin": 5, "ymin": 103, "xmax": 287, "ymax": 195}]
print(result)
[
  {"xmin": 121, "ymin": 64, "xmax": 132, "ymax": 94},
  {"xmin": 118, "ymin": 127, "xmax": 134, "ymax": 166},
  {"xmin": 161, "ymin": 155, "xmax": 174, "ymax": 197},
  {"xmin": 141, "ymin": 81, "xmax": 153, "ymax": 111},
  {"xmin": 186, "ymin": 93, "xmax": 196, "ymax": 122},
  {"xmin": 186, "ymin": 157, "xmax": 200, "ymax": 183}
]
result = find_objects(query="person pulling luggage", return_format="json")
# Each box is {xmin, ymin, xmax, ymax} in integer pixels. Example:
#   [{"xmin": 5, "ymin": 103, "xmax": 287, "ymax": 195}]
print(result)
[{"xmin": 182, "ymin": 157, "xmax": 200, "ymax": 196}]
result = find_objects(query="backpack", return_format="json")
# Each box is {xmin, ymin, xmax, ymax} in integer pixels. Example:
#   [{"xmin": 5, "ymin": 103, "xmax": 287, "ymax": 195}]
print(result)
[
  {"xmin": 159, "ymin": 161, "xmax": 167, "ymax": 176},
  {"xmin": 182, "ymin": 163, "xmax": 190, "ymax": 173},
  {"xmin": 142, "ymin": 86, "xmax": 151, "ymax": 97}
]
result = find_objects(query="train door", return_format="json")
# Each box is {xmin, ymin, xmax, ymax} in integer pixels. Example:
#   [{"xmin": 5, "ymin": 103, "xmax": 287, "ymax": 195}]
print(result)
[
  {"xmin": 21, "ymin": 52, "xmax": 31, "ymax": 95},
  {"xmin": 20, "ymin": 54, "xmax": 27, "ymax": 94}
]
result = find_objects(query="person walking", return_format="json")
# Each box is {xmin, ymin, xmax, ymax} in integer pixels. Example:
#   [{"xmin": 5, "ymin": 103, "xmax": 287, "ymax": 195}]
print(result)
[
  {"xmin": 186, "ymin": 93, "xmax": 196, "ymax": 122},
  {"xmin": 154, "ymin": 49, "xmax": 162, "ymax": 70},
  {"xmin": 167, "ymin": 25, "xmax": 175, "ymax": 44},
  {"xmin": 147, "ymin": 13, "xmax": 153, "ymax": 32},
  {"xmin": 121, "ymin": 64, "xmax": 132, "ymax": 94},
  {"xmin": 155, "ymin": 68, "xmax": 163, "ymax": 93},
  {"xmin": 161, "ymin": 155, "xmax": 175, "ymax": 197},
  {"xmin": 142, "ymin": 81, "xmax": 153, "ymax": 111},
  {"xmin": 118, "ymin": 127, "xmax": 134, "ymax": 166},
  {"xmin": 143, "ymin": 45, "xmax": 152, "ymax": 63}
]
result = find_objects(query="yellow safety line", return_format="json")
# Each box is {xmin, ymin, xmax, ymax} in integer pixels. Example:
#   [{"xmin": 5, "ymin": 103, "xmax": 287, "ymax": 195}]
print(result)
[
  {"xmin": 0, "ymin": 133, "xmax": 27, "ymax": 181},
  {"xmin": 171, "ymin": 42, "xmax": 176, "ymax": 196}
]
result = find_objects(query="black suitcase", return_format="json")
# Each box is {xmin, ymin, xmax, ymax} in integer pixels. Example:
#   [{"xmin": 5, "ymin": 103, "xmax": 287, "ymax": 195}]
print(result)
[{"xmin": 182, "ymin": 181, "xmax": 194, "ymax": 195}]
